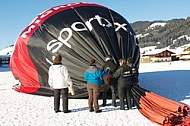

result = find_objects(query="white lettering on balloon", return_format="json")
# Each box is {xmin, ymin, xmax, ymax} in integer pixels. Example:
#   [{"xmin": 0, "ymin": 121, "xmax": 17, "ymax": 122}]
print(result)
[
  {"xmin": 20, "ymin": 25, "xmax": 35, "ymax": 38},
  {"xmin": 46, "ymin": 14, "xmax": 117, "ymax": 56},
  {"xmin": 94, "ymin": 15, "xmax": 112, "ymax": 27},
  {"xmin": 114, "ymin": 22, "xmax": 127, "ymax": 32},
  {"xmin": 71, "ymin": 22, "xmax": 88, "ymax": 31},
  {"xmin": 47, "ymin": 40, "xmax": 63, "ymax": 53},
  {"xmin": 20, "ymin": 3, "xmax": 81, "ymax": 39},
  {"xmin": 18, "ymin": 2, "xmax": 128, "ymax": 63},
  {"xmin": 57, "ymin": 28, "xmax": 72, "ymax": 48}
]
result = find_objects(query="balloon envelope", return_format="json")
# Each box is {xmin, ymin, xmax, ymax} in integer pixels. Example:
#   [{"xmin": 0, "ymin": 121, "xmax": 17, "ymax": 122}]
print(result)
[{"xmin": 10, "ymin": 2, "xmax": 140, "ymax": 98}]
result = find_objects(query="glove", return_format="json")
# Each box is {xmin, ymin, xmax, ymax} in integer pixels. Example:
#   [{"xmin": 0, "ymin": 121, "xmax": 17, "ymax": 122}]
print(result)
[
  {"xmin": 68, "ymin": 86, "xmax": 75, "ymax": 95},
  {"xmin": 106, "ymin": 67, "xmax": 110, "ymax": 70}
]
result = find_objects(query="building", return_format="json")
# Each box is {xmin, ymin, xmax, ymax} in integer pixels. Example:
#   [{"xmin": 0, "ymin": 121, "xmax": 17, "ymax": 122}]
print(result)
[
  {"xmin": 0, "ymin": 55, "xmax": 10, "ymax": 67},
  {"xmin": 141, "ymin": 49, "xmax": 176, "ymax": 63}
]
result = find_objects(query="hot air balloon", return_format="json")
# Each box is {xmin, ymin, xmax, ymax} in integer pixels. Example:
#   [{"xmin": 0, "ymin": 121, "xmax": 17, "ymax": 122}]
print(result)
[
  {"xmin": 10, "ymin": 2, "xmax": 190, "ymax": 125},
  {"xmin": 10, "ymin": 2, "xmax": 140, "ymax": 97}
]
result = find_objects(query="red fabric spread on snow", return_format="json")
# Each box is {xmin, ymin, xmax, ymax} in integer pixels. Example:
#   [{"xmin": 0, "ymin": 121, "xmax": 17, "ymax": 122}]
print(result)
[{"xmin": 138, "ymin": 92, "xmax": 188, "ymax": 125}]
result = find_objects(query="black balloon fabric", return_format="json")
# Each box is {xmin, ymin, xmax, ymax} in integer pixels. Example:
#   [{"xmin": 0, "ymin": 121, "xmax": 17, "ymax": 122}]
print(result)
[{"xmin": 10, "ymin": 2, "xmax": 140, "ymax": 98}]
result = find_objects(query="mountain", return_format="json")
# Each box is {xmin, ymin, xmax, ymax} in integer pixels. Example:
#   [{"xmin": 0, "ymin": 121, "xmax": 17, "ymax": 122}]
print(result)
[
  {"xmin": 0, "ymin": 45, "xmax": 14, "ymax": 55},
  {"xmin": 131, "ymin": 17, "xmax": 190, "ymax": 49},
  {"xmin": 1, "ymin": 17, "xmax": 190, "ymax": 55}
]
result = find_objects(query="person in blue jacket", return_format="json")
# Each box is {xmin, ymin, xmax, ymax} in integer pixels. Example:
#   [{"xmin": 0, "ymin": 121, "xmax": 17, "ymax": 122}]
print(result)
[{"xmin": 84, "ymin": 59, "xmax": 109, "ymax": 113}]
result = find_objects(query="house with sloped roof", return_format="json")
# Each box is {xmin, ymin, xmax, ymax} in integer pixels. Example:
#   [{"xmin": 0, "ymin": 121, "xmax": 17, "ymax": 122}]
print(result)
[
  {"xmin": 170, "ymin": 43, "xmax": 190, "ymax": 61},
  {"xmin": 141, "ymin": 49, "xmax": 176, "ymax": 63}
]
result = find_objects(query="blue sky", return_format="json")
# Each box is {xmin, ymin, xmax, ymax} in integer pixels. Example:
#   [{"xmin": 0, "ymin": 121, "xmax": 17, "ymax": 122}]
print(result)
[{"xmin": 0, "ymin": 0, "xmax": 189, "ymax": 49}]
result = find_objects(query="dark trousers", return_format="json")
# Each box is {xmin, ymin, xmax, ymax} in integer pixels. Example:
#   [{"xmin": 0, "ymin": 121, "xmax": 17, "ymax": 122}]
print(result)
[
  {"xmin": 102, "ymin": 84, "xmax": 117, "ymax": 106},
  {"xmin": 54, "ymin": 88, "xmax": 69, "ymax": 112},
  {"xmin": 131, "ymin": 83, "xmax": 138, "ymax": 107},
  {"xmin": 118, "ymin": 85, "xmax": 132, "ymax": 110},
  {"xmin": 87, "ymin": 84, "xmax": 101, "ymax": 111}
]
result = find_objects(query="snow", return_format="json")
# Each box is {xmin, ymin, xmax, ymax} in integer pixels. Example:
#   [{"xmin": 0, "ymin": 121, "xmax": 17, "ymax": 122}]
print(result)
[
  {"xmin": 136, "ymin": 33, "xmax": 150, "ymax": 38},
  {"xmin": 0, "ymin": 45, "xmax": 14, "ymax": 55},
  {"xmin": 1, "ymin": 61, "xmax": 190, "ymax": 126},
  {"xmin": 173, "ymin": 35, "xmax": 190, "ymax": 44},
  {"xmin": 148, "ymin": 22, "xmax": 166, "ymax": 29}
]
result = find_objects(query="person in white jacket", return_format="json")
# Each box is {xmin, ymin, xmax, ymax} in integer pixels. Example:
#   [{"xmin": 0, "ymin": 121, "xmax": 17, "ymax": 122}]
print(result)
[{"xmin": 48, "ymin": 54, "xmax": 73, "ymax": 113}]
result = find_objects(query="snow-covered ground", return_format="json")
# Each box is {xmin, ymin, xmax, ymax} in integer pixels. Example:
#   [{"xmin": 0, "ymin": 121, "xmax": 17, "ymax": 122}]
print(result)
[{"xmin": 0, "ymin": 61, "xmax": 190, "ymax": 126}]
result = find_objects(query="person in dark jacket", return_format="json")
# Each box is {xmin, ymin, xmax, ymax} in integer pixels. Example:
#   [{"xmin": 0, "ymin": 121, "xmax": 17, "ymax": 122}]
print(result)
[
  {"xmin": 112, "ymin": 59, "xmax": 133, "ymax": 110},
  {"xmin": 102, "ymin": 55, "xmax": 118, "ymax": 107},
  {"xmin": 84, "ymin": 59, "xmax": 109, "ymax": 113},
  {"xmin": 127, "ymin": 57, "xmax": 139, "ymax": 107},
  {"xmin": 127, "ymin": 57, "xmax": 139, "ymax": 86}
]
